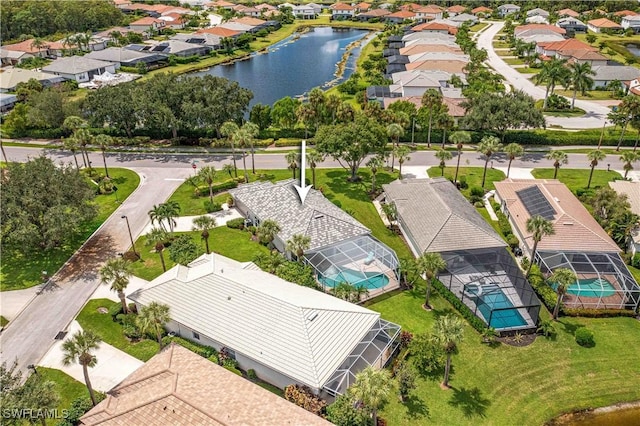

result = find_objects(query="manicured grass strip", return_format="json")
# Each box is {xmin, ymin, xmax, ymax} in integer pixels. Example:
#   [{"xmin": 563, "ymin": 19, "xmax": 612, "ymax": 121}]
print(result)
[
  {"xmin": 629, "ymin": 265, "xmax": 640, "ymax": 284},
  {"xmin": 0, "ymin": 316, "xmax": 8, "ymax": 327},
  {"xmin": 531, "ymin": 168, "xmax": 621, "ymax": 193},
  {"xmin": 77, "ymin": 299, "xmax": 158, "ymax": 362},
  {"xmin": 369, "ymin": 287, "xmax": 640, "ymax": 425},
  {"xmin": 0, "ymin": 168, "xmax": 140, "ymax": 291},
  {"xmin": 502, "ymin": 57, "xmax": 525, "ymax": 65},
  {"xmin": 427, "ymin": 166, "xmax": 506, "ymax": 195},
  {"xmin": 36, "ymin": 367, "xmax": 89, "ymax": 413}
]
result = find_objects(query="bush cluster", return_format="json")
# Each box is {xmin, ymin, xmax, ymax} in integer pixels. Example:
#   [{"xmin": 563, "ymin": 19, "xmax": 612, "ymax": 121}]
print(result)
[
  {"xmin": 504, "ymin": 129, "xmax": 636, "ymax": 147},
  {"xmin": 226, "ymin": 217, "xmax": 245, "ymax": 229},
  {"xmin": 202, "ymin": 138, "xmax": 273, "ymax": 148},
  {"xmin": 575, "ymin": 328, "xmax": 595, "ymax": 347},
  {"xmin": 528, "ymin": 266, "xmax": 560, "ymax": 313},
  {"xmin": 204, "ymin": 200, "xmax": 222, "ymax": 213},
  {"xmin": 283, "ymin": 385, "xmax": 327, "ymax": 416},
  {"xmin": 432, "ymin": 280, "xmax": 487, "ymax": 333},
  {"xmin": 161, "ymin": 335, "xmax": 218, "ymax": 358},
  {"xmin": 564, "ymin": 308, "xmax": 636, "ymax": 318}
]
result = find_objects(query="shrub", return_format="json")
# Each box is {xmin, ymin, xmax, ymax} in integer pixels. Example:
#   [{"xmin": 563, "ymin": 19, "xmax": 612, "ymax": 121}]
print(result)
[
  {"xmin": 506, "ymin": 234, "xmax": 520, "ymax": 249},
  {"xmin": 458, "ymin": 175, "xmax": 468, "ymax": 189},
  {"xmin": 123, "ymin": 324, "xmax": 142, "ymax": 340},
  {"xmin": 224, "ymin": 364, "xmax": 243, "ymax": 376},
  {"xmin": 223, "ymin": 357, "xmax": 239, "ymax": 370},
  {"xmin": 575, "ymin": 328, "xmax": 595, "ymax": 347},
  {"xmin": 432, "ymin": 279, "xmax": 486, "ymax": 333},
  {"xmin": 109, "ymin": 302, "xmax": 123, "ymax": 321},
  {"xmin": 496, "ymin": 210, "xmax": 513, "ymax": 237},
  {"xmin": 161, "ymin": 335, "xmax": 218, "ymax": 358},
  {"xmin": 128, "ymin": 303, "xmax": 137, "ymax": 314},
  {"xmin": 399, "ymin": 330, "xmax": 413, "ymax": 349},
  {"xmin": 275, "ymin": 261, "xmax": 318, "ymax": 289},
  {"xmin": 284, "ymin": 385, "xmax": 327, "ymax": 416},
  {"xmin": 528, "ymin": 265, "xmax": 559, "ymax": 313},
  {"xmin": 208, "ymin": 353, "xmax": 219, "ymax": 364},
  {"xmin": 470, "ymin": 187, "xmax": 484, "ymax": 198},
  {"xmin": 247, "ymin": 369, "xmax": 257, "ymax": 380},
  {"xmin": 631, "ymin": 254, "xmax": 640, "ymax": 269},
  {"xmin": 473, "ymin": 201, "xmax": 484, "ymax": 208},
  {"xmin": 57, "ymin": 395, "xmax": 104, "ymax": 426},
  {"xmin": 204, "ymin": 200, "xmax": 222, "ymax": 213},
  {"xmin": 545, "ymin": 94, "xmax": 570, "ymax": 110},
  {"xmin": 226, "ymin": 217, "xmax": 245, "ymax": 229},
  {"xmin": 564, "ymin": 308, "xmax": 636, "ymax": 318}
]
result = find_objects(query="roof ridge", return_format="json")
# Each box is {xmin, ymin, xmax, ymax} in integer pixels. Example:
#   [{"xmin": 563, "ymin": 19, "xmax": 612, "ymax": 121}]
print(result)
[
  {"xmin": 299, "ymin": 307, "xmax": 322, "ymax": 387},
  {"xmin": 424, "ymin": 207, "xmax": 453, "ymax": 252},
  {"xmin": 449, "ymin": 210, "xmax": 505, "ymax": 245},
  {"xmin": 554, "ymin": 212, "xmax": 618, "ymax": 250}
]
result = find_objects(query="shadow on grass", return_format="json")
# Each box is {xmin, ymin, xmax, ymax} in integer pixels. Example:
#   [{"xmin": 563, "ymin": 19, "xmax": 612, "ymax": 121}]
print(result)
[
  {"xmin": 403, "ymin": 394, "xmax": 430, "ymax": 420},
  {"xmin": 559, "ymin": 320, "xmax": 584, "ymax": 336},
  {"xmin": 448, "ymin": 386, "xmax": 491, "ymax": 419}
]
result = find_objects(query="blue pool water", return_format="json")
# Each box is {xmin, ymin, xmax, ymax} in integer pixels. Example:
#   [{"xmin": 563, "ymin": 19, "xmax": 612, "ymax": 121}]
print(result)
[
  {"xmin": 319, "ymin": 269, "xmax": 390, "ymax": 289},
  {"xmin": 552, "ymin": 278, "xmax": 616, "ymax": 298},
  {"xmin": 467, "ymin": 284, "xmax": 528, "ymax": 329}
]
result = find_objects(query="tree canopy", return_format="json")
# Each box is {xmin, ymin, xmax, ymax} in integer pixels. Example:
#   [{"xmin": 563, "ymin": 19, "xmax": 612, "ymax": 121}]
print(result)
[{"xmin": 1, "ymin": 155, "xmax": 97, "ymax": 251}]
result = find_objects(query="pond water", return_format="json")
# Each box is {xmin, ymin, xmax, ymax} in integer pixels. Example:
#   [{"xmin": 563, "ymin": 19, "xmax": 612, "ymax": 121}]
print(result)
[
  {"xmin": 192, "ymin": 27, "xmax": 371, "ymax": 107},
  {"xmin": 556, "ymin": 406, "xmax": 640, "ymax": 426},
  {"xmin": 625, "ymin": 44, "xmax": 640, "ymax": 57}
]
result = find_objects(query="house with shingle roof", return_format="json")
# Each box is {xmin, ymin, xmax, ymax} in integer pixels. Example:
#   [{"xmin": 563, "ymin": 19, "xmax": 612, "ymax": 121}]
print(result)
[
  {"xmin": 357, "ymin": 8, "xmax": 390, "ymax": 21},
  {"xmin": 84, "ymin": 47, "xmax": 166, "ymax": 69},
  {"xmin": 80, "ymin": 344, "xmax": 333, "ymax": 425},
  {"xmin": 386, "ymin": 10, "xmax": 417, "ymax": 23},
  {"xmin": 497, "ymin": 4, "xmax": 520, "ymax": 17},
  {"xmin": 622, "ymin": 15, "xmax": 640, "ymax": 32},
  {"xmin": 591, "ymin": 65, "xmax": 640, "ymax": 88},
  {"xmin": 128, "ymin": 253, "xmax": 401, "ymax": 396},
  {"xmin": 0, "ymin": 67, "xmax": 65, "ymax": 92},
  {"xmin": 42, "ymin": 56, "xmax": 116, "ymax": 83},
  {"xmin": 556, "ymin": 17, "xmax": 588, "ymax": 33}
]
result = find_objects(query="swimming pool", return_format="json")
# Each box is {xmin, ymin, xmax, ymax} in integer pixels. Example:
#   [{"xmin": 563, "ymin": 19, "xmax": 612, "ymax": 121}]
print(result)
[
  {"xmin": 319, "ymin": 269, "xmax": 390, "ymax": 289},
  {"xmin": 466, "ymin": 284, "xmax": 528, "ymax": 329},
  {"xmin": 566, "ymin": 278, "xmax": 616, "ymax": 298}
]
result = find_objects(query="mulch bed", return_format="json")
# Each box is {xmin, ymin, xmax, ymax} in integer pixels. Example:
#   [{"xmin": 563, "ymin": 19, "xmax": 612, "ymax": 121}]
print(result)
[{"xmin": 498, "ymin": 333, "xmax": 537, "ymax": 347}]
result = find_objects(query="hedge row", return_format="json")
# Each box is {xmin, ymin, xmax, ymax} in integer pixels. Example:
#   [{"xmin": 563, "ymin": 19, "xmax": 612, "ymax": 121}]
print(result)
[
  {"xmin": 195, "ymin": 178, "xmax": 242, "ymax": 196},
  {"xmin": 564, "ymin": 308, "xmax": 637, "ymax": 317},
  {"xmin": 502, "ymin": 129, "xmax": 637, "ymax": 147},
  {"xmin": 200, "ymin": 138, "xmax": 273, "ymax": 148},
  {"xmin": 432, "ymin": 279, "xmax": 487, "ymax": 333},
  {"xmin": 161, "ymin": 335, "xmax": 218, "ymax": 358}
]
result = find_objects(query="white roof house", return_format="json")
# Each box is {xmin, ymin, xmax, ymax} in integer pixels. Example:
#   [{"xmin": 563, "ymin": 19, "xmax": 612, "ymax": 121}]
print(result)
[
  {"xmin": 497, "ymin": 4, "xmax": 520, "ymax": 17},
  {"xmin": 622, "ymin": 15, "xmax": 640, "ymax": 30},
  {"xmin": 42, "ymin": 56, "xmax": 116, "ymax": 83},
  {"xmin": 129, "ymin": 253, "xmax": 401, "ymax": 396}
]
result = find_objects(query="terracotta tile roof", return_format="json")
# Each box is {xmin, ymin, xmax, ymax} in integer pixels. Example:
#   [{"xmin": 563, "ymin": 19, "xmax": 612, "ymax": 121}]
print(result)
[
  {"xmin": 447, "ymin": 5, "xmax": 466, "ymax": 13},
  {"xmin": 471, "ymin": 6, "xmax": 492, "ymax": 14},
  {"xmin": 406, "ymin": 59, "xmax": 468, "ymax": 73},
  {"xmin": 331, "ymin": 2, "xmax": 355, "ymax": 10},
  {"xmin": 494, "ymin": 179, "xmax": 620, "ymax": 253},
  {"xmin": 538, "ymin": 38, "xmax": 596, "ymax": 52},
  {"xmin": 232, "ymin": 16, "xmax": 266, "ymax": 26},
  {"xmin": 130, "ymin": 17, "xmax": 164, "ymax": 26},
  {"xmin": 412, "ymin": 21, "xmax": 452, "ymax": 31},
  {"xmin": 80, "ymin": 344, "xmax": 331, "ymax": 426},
  {"xmin": 588, "ymin": 18, "xmax": 622, "ymax": 28},
  {"xmin": 564, "ymin": 50, "xmax": 607, "ymax": 61},
  {"xmin": 206, "ymin": 0, "xmax": 235, "ymax": 7},
  {"xmin": 400, "ymin": 44, "xmax": 463, "ymax": 55},
  {"xmin": 196, "ymin": 27, "xmax": 241, "ymax": 37},
  {"xmin": 255, "ymin": 3, "xmax": 276, "ymax": 11},
  {"xmin": 2, "ymin": 39, "xmax": 44, "ymax": 54},
  {"xmin": 356, "ymin": 2, "xmax": 371, "ymax": 10},
  {"xmin": 614, "ymin": 10, "xmax": 638, "ymax": 17},
  {"xmin": 388, "ymin": 10, "xmax": 416, "ymax": 19},
  {"xmin": 399, "ymin": 3, "xmax": 422, "ymax": 12},
  {"xmin": 558, "ymin": 8, "xmax": 579, "ymax": 17},
  {"xmin": 360, "ymin": 8, "xmax": 390, "ymax": 17},
  {"xmin": 609, "ymin": 181, "xmax": 640, "ymax": 216},
  {"xmin": 417, "ymin": 5, "xmax": 442, "ymax": 14},
  {"xmin": 515, "ymin": 24, "xmax": 566, "ymax": 35}
]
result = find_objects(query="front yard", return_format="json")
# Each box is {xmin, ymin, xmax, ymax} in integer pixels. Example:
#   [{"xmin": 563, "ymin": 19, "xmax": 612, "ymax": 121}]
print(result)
[
  {"xmin": 531, "ymin": 168, "xmax": 622, "ymax": 192},
  {"xmin": 426, "ymin": 166, "xmax": 506, "ymax": 195}
]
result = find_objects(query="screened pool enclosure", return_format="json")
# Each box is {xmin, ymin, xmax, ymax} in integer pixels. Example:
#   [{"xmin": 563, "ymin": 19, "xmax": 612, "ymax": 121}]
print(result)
[
  {"xmin": 305, "ymin": 235, "xmax": 399, "ymax": 294},
  {"xmin": 536, "ymin": 251, "xmax": 640, "ymax": 311}
]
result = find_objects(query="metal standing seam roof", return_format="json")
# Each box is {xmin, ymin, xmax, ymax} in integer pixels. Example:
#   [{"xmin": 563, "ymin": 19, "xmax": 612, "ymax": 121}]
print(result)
[
  {"xmin": 128, "ymin": 253, "xmax": 381, "ymax": 391},
  {"xmin": 383, "ymin": 178, "xmax": 506, "ymax": 254},
  {"xmin": 229, "ymin": 179, "xmax": 370, "ymax": 251}
]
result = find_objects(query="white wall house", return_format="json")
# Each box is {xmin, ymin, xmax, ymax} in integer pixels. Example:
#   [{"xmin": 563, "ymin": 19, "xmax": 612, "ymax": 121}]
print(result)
[
  {"xmin": 42, "ymin": 56, "xmax": 116, "ymax": 83},
  {"xmin": 497, "ymin": 4, "xmax": 520, "ymax": 17},
  {"xmin": 622, "ymin": 15, "xmax": 640, "ymax": 32}
]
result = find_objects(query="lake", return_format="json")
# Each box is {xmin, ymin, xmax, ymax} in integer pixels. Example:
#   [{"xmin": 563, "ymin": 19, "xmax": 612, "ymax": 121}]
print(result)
[
  {"xmin": 192, "ymin": 27, "xmax": 371, "ymax": 107},
  {"xmin": 625, "ymin": 44, "xmax": 640, "ymax": 57},
  {"xmin": 554, "ymin": 405, "xmax": 640, "ymax": 426}
]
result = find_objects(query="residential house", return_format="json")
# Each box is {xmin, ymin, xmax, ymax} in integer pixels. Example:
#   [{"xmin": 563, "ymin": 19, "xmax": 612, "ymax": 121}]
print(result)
[
  {"xmin": 526, "ymin": 15, "xmax": 549, "ymax": 25},
  {"xmin": 355, "ymin": 2, "xmax": 371, "ymax": 13},
  {"xmin": 233, "ymin": 4, "xmax": 261, "ymax": 17},
  {"xmin": 415, "ymin": 5, "xmax": 443, "ymax": 22},
  {"xmin": 514, "ymin": 24, "xmax": 566, "ymax": 43},
  {"xmin": 614, "ymin": 10, "xmax": 638, "ymax": 18},
  {"xmin": 84, "ymin": 47, "xmax": 166, "ymax": 69},
  {"xmin": 408, "ymin": 51, "xmax": 470, "ymax": 64},
  {"xmin": 406, "ymin": 59, "xmax": 468, "ymax": 74},
  {"xmin": 158, "ymin": 13, "xmax": 187, "ymax": 30},
  {"xmin": 255, "ymin": 3, "xmax": 277, "ymax": 13},
  {"xmin": 402, "ymin": 31, "xmax": 457, "ymax": 44},
  {"xmin": 80, "ymin": 344, "xmax": 333, "ymax": 425},
  {"xmin": 608, "ymin": 181, "xmax": 640, "ymax": 255},
  {"xmin": 141, "ymin": 40, "xmax": 212, "ymax": 57},
  {"xmin": 42, "ymin": 56, "xmax": 116, "ymax": 83},
  {"xmin": 218, "ymin": 22, "xmax": 254, "ymax": 34},
  {"xmin": 171, "ymin": 32, "xmax": 221, "ymax": 50},
  {"xmin": 536, "ymin": 38, "xmax": 596, "ymax": 58},
  {"xmin": 494, "ymin": 179, "xmax": 640, "ymax": 311},
  {"xmin": 399, "ymin": 43, "xmax": 462, "ymax": 56},
  {"xmin": 447, "ymin": 5, "xmax": 467, "ymax": 17},
  {"xmin": 497, "ymin": 4, "xmax": 520, "ymax": 17},
  {"xmin": 292, "ymin": 4, "xmax": 319, "ymax": 19},
  {"xmin": 591, "ymin": 65, "xmax": 640, "ymax": 88},
  {"xmin": 0, "ymin": 49, "xmax": 34, "ymax": 66},
  {"xmin": 129, "ymin": 17, "xmax": 166, "ymax": 33},
  {"xmin": 526, "ymin": 8, "xmax": 550, "ymax": 19},
  {"xmin": 411, "ymin": 21, "xmax": 455, "ymax": 34},
  {"xmin": 386, "ymin": 10, "xmax": 416, "ymax": 24},
  {"xmin": 1, "ymin": 38, "xmax": 50, "ymax": 58},
  {"xmin": 205, "ymin": 0, "xmax": 235, "ymax": 10},
  {"xmin": 622, "ymin": 15, "xmax": 640, "ymax": 32},
  {"xmin": 0, "ymin": 67, "xmax": 65, "ymax": 92},
  {"xmin": 515, "ymin": 24, "xmax": 566, "ymax": 37},
  {"xmin": 330, "ymin": 3, "xmax": 356, "ymax": 19},
  {"xmin": 556, "ymin": 17, "xmax": 588, "ymax": 33},
  {"xmin": 357, "ymin": 8, "xmax": 391, "ymax": 21},
  {"xmin": 383, "ymin": 178, "xmax": 541, "ymax": 331},
  {"xmin": 390, "ymin": 70, "xmax": 455, "ymax": 97},
  {"xmin": 562, "ymin": 50, "xmax": 608, "ymax": 66},
  {"xmin": 45, "ymin": 35, "xmax": 109, "ymax": 58},
  {"xmin": 471, "ymin": 6, "xmax": 492, "ymax": 16},
  {"xmin": 399, "ymin": 3, "xmax": 422, "ymax": 12},
  {"xmin": 558, "ymin": 8, "xmax": 580, "ymax": 18},
  {"xmin": 0, "ymin": 93, "xmax": 17, "ymax": 112},
  {"xmin": 197, "ymin": 26, "xmax": 241, "ymax": 39},
  {"xmin": 449, "ymin": 13, "xmax": 478, "ymax": 24},
  {"xmin": 587, "ymin": 18, "xmax": 622, "ymax": 33}
]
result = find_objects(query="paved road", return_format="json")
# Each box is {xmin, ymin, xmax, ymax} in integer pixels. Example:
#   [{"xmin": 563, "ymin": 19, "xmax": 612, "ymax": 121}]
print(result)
[{"xmin": 477, "ymin": 21, "xmax": 612, "ymax": 130}]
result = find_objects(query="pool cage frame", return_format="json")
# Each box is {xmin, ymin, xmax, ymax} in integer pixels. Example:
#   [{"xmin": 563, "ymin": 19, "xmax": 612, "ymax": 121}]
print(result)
[
  {"xmin": 305, "ymin": 235, "xmax": 400, "ymax": 293},
  {"xmin": 437, "ymin": 248, "xmax": 541, "ymax": 332},
  {"xmin": 322, "ymin": 318, "xmax": 401, "ymax": 397},
  {"xmin": 536, "ymin": 251, "xmax": 640, "ymax": 311}
]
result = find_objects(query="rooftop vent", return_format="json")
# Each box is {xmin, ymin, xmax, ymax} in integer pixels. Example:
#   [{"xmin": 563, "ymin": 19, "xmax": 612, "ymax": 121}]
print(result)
[
  {"xmin": 563, "ymin": 222, "xmax": 573, "ymax": 226},
  {"xmin": 307, "ymin": 312, "xmax": 318, "ymax": 322},
  {"xmin": 313, "ymin": 214, "xmax": 324, "ymax": 220}
]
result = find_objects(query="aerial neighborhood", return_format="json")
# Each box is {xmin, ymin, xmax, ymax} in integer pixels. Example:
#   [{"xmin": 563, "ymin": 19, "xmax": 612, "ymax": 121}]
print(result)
[{"xmin": 1, "ymin": 1, "xmax": 640, "ymax": 425}]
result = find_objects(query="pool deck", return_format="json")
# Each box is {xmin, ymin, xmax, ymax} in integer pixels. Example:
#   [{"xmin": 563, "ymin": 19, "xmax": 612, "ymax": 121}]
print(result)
[{"xmin": 562, "ymin": 274, "xmax": 629, "ymax": 309}]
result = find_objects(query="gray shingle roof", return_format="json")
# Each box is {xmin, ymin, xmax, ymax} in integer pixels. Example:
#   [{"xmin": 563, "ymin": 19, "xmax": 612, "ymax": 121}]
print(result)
[
  {"xmin": 591, "ymin": 65, "xmax": 640, "ymax": 82},
  {"xmin": 42, "ymin": 56, "xmax": 113, "ymax": 74},
  {"xmin": 383, "ymin": 178, "xmax": 506, "ymax": 253},
  {"xmin": 229, "ymin": 179, "xmax": 370, "ymax": 250}
]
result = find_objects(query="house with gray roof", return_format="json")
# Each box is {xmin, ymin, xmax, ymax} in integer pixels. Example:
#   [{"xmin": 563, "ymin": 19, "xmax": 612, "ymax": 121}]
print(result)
[
  {"xmin": 84, "ymin": 47, "xmax": 166, "ymax": 69},
  {"xmin": 42, "ymin": 56, "xmax": 116, "ymax": 83},
  {"xmin": 129, "ymin": 253, "xmax": 401, "ymax": 397},
  {"xmin": 383, "ymin": 178, "xmax": 541, "ymax": 332},
  {"xmin": 497, "ymin": 4, "xmax": 520, "ymax": 17},
  {"xmin": 449, "ymin": 13, "xmax": 478, "ymax": 23},
  {"xmin": 230, "ymin": 180, "xmax": 399, "ymax": 294},
  {"xmin": 591, "ymin": 65, "xmax": 640, "ymax": 88},
  {"xmin": 171, "ymin": 32, "xmax": 221, "ymax": 49}
]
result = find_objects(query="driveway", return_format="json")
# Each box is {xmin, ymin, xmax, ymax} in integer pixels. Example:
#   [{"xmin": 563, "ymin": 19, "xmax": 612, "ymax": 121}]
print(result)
[{"xmin": 477, "ymin": 21, "xmax": 612, "ymax": 130}]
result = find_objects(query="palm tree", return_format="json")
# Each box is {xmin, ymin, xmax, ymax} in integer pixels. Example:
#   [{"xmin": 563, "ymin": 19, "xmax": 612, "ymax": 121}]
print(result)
[
  {"xmin": 75, "ymin": 128, "xmax": 94, "ymax": 172},
  {"xmin": 348, "ymin": 366, "xmax": 394, "ymax": 426},
  {"xmin": 242, "ymin": 122, "xmax": 260, "ymax": 174},
  {"xmin": 100, "ymin": 258, "xmax": 133, "ymax": 314},
  {"xmin": 137, "ymin": 302, "xmax": 171, "ymax": 352},
  {"xmin": 94, "ymin": 134, "xmax": 113, "ymax": 178},
  {"xmin": 367, "ymin": 156, "xmax": 384, "ymax": 193},
  {"xmin": 192, "ymin": 215, "xmax": 217, "ymax": 254},
  {"xmin": 417, "ymin": 252, "xmax": 446, "ymax": 309},
  {"xmin": 148, "ymin": 204, "xmax": 168, "ymax": 232},
  {"xmin": 382, "ymin": 202, "xmax": 397, "ymax": 227},
  {"xmin": 449, "ymin": 131, "xmax": 471, "ymax": 183},
  {"xmin": 30, "ymin": 38, "xmax": 48, "ymax": 57},
  {"xmin": 162, "ymin": 201, "xmax": 181, "ymax": 232},
  {"xmin": 421, "ymin": 89, "xmax": 443, "ymax": 147},
  {"xmin": 620, "ymin": 151, "xmax": 639, "ymax": 178},
  {"xmin": 62, "ymin": 331, "xmax": 101, "ymax": 406},
  {"xmin": 63, "ymin": 136, "xmax": 81, "ymax": 170},
  {"xmin": 232, "ymin": 127, "xmax": 251, "ymax": 182},
  {"xmin": 222, "ymin": 163, "xmax": 235, "ymax": 177},
  {"xmin": 197, "ymin": 166, "xmax": 218, "ymax": 202},
  {"xmin": 433, "ymin": 314, "xmax": 464, "ymax": 388},
  {"xmin": 616, "ymin": 96, "xmax": 640, "ymax": 151},
  {"xmin": 435, "ymin": 149, "xmax": 452, "ymax": 177},
  {"xmin": 257, "ymin": 219, "xmax": 281, "ymax": 246},
  {"xmin": 285, "ymin": 151, "xmax": 299, "ymax": 179},
  {"xmin": 286, "ymin": 234, "xmax": 311, "ymax": 261},
  {"xmin": 587, "ymin": 149, "xmax": 606, "ymax": 189},
  {"xmin": 549, "ymin": 268, "xmax": 577, "ymax": 320},
  {"xmin": 568, "ymin": 62, "xmax": 595, "ymax": 109},
  {"xmin": 525, "ymin": 215, "xmax": 555, "ymax": 277},
  {"xmin": 535, "ymin": 58, "xmax": 570, "ymax": 109},
  {"xmin": 145, "ymin": 227, "xmax": 169, "ymax": 272},
  {"xmin": 386, "ymin": 123, "xmax": 404, "ymax": 169},
  {"xmin": 220, "ymin": 121, "xmax": 239, "ymax": 177},
  {"xmin": 395, "ymin": 145, "xmax": 411, "ymax": 177},
  {"xmin": 503, "ymin": 143, "xmax": 525, "ymax": 178},
  {"xmin": 306, "ymin": 151, "xmax": 324, "ymax": 188},
  {"xmin": 477, "ymin": 136, "xmax": 503, "ymax": 188},
  {"xmin": 546, "ymin": 150, "xmax": 568, "ymax": 179}
]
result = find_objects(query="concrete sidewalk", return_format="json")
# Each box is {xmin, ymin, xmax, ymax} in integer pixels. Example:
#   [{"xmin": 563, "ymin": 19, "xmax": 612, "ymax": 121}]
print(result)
[
  {"xmin": 39, "ymin": 320, "xmax": 144, "ymax": 392},
  {"xmin": 91, "ymin": 275, "xmax": 151, "ymax": 302},
  {"xmin": 140, "ymin": 207, "xmax": 242, "ymax": 235}
]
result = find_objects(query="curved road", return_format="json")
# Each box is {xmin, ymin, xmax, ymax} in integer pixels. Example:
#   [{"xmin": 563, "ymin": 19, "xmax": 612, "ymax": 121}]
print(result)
[
  {"xmin": 477, "ymin": 21, "xmax": 612, "ymax": 130},
  {"xmin": 0, "ymin": 146, "xmax": 626, "ymax": 373}
]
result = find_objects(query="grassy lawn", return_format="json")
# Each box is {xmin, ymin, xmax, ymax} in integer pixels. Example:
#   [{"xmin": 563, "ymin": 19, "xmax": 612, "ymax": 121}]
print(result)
[
  {"xmin": 554, "ymin": 89, "xmax": 619, "ymax": 101},
  {"xmin": 130, "ymin": 228, "xmax": 270, "ymax": 281},
  {"xmin": 427, "ymin": 167, "xmax": 506, "ymax": 195},
  {"xmin": 492, "ymin": 41, "xmax": 510, "ymax": 48},
  {"xmin": 469, "ymin": 23, "xmax": 488, "ymax": 32},
  {"xmin": 368, "ymin": 288, "xmax": 640, "ymax": 425},
  {"xmin": 77, "ymin": 299, "xmax": 158, "ymax": 362},
  {"xmin": 0, "ymin": 168, "xmax": 140, "ymax": 291},
  {"xmin": 502, "ymin": 57, "xmax": 525, "ymax": 66},
  {"xmin": 629, "ymin": 265, "xmax": 640, "ymax": 283},
  {"xmin": 517, "ymin": 67, "xmax": 541, "ymax": 74},
  {"xmin": 496, "ymin": 49, "xmax": 513, "ymax": 56},
  {"xmin": 531, "ymin": 168, "xmax": 622, "ymax": 192},
  {"xmin": 0, "ymin": 316, "xmax": 8, "ymax": 327},
  {"xmin": 36, "ymin": 367, "xmax": 89, "ymax": 413}
]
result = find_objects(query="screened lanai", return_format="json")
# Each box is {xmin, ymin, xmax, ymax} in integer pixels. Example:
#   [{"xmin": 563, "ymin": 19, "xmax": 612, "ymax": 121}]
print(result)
[
  {"xmin": 305, "ymin": 235, "xmax": 399, "ymax": 294},
  {"xmin": 536, "ymin": 251, "xmax": 640, "ymax": 311}
]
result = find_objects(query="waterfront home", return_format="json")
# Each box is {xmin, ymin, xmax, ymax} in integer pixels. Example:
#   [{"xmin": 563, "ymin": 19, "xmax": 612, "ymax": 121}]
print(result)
[
  {"xmin": 622, "ymin": 15, "xmax": 640, "ymax": 32},
  {"xmin": 556, "ymin": 17, "xmax": 588, "ymax": 33},
  {"xmin": 84, "ymin": 47, "xmax": 166, "ymax": 69},
  {"xmin": 558, "ymin": 8, "xmax": 580, "ymax": 18},
  {"xmin": 494, "ymin": 179, "xmax": 640, "ymax": 311},
  {"xmin": 608, "ymin": 181, "xmax": 640, "ymax": 255},
  {"xmin": 0, "ymin": 67, "xmax": 65, "ymax": 92},
  {"xmin": 536, "ymin": 38, "xmax": 596, "ymax": 58},
  {"xmin": 292, "ymin": 4, "xmax": 318, "ymax": 19},
  {"xmin": 386, "ymin": 10, "xmax": 417, "ymax": 24},
  {"xmin": 497, "ymin": 4, "xmax": 520, "ymax": 17},
  {"xmin": 400, "ymin": 43, "xmax": 462, "ymax": 56},
  {"xmin": 587, "ymin": 18, "xmax": 622, "ymax": 33},
  {"xmin": 138, "ymin": 40, "xmax": 212, "ymax": 57},
  {"xmin": 80, "ymin": 344, "xmax": 332, "ymax": 425},
  {"xmin": 390, "ymin": 70, "xmax": 461, "ymax": 96},
  {"xmin": 357, "ymin": 8, "xmax": 391, "ymax": 21},
  {"xmin": 406, "ymin": 59, "xmax": 468, "ymax": 74},
  {"xmin": 411, "ymin": 21, "xmax": 456, "ymax": 34},
  {"xmin": 129, "ymin": 253, "xmax": 401, "ymax": 396},
  {"xmin": 171, "ymin": 32, "xmax": 221, "ymax": 50},
  {"xmin": 42, "ymin": 56, "xmax": 116, "ymax": 83},
  {"xmin": 330, "ymin": 2, "xmax": 356, "ymax": 19},
  {"xmin": 129, "ymin": 17, "xmax": 166, "ymax": 33},
  {"xmin": 197, "ymin": 26, "xmax": 241, "ymax": 39}
]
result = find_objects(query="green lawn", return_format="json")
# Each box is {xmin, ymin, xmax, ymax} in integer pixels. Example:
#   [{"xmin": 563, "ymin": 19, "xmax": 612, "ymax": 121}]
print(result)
[
  {"xmin": 628, "ymin": 265, "xmax": 640, "ymax": 284},
  {"xmin": 554, "ymin": 89, "xmax": 619, "ymax": 101},
  {"xmin": 0, "ymin": 316, "xmax": 8, "ymax": 327},
  {"xmin": 517, "ymin": 67, "xmax": 541, "ymax": 74},
  {"xmin": 427, "ymin": 167, "xmax": 506, "ymax": 195},
  {"xmin": 493, "ymin": 41, "xmax": 510, "ymax": 48},
  {"xmin": 476, "ymin": 207, "xmax": 506, "ymax": 242},
  {"xmin": 130, "ymin": 228, "xmax": 270, "ymax": 281},
  {"xmin": 502, "ymin": 57, "xmax": 525, "ymax": 66},
  {"xmin": 531, "ymin": 168, "xmax": 622, "ymax": 192},
  {"xmin": 469, "ymin": 23, "xmax": 488, "ymax": 32},
  {"xmin": 0, "ymin": 168, "xmax": 140, "ymax": 291},
  {"xmin": 77, "ymin": 299, "xmax": 158, "ymax": 362},
  {"xmin": 368, "ymin": 288, "xmax": 640, "ymax": 425},
  {"xmin": 36, "ymin": 367, "xmax": 90, "ymax": 413}
]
